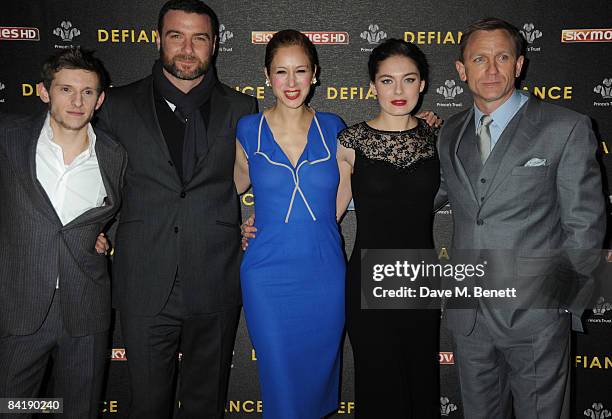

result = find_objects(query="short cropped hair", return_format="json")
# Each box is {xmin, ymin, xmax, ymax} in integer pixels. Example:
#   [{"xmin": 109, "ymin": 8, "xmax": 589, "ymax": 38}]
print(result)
[
  {"xmin": 158, "ymin": 0, "xmax": 219, "ymax": 39},
  {"xmin": 459, "ymin": 17, "xmax": 525, "ymax": 61},
  {"xmin": 41, "ymin": 47, "xmax": 110, "ymax": 92}
]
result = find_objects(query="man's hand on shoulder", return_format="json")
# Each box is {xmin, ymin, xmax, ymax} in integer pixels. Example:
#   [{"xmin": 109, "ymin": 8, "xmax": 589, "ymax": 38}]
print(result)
[{"xmin": 416, "ymin": 110, "xmax": 443, "ymax": 128}]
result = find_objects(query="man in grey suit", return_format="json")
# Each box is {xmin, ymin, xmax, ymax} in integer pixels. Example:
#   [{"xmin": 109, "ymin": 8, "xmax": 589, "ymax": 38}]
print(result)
[
  {"xmin": 0, "ymin": 48, "xmax": 127, "ymax": 418},
  {"xmin": 435, "ymin": 18, "xmax": 605, "ymax": 418},
  {"xmin": 95, "ymin": 1, "xmax": 256, "ymax": 417}
]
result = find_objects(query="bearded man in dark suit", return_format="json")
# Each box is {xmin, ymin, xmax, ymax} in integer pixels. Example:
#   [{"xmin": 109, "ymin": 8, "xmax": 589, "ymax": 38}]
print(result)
[{"xmin": 95, "ymin": 1, "xmax": 257, "ymax": 417}]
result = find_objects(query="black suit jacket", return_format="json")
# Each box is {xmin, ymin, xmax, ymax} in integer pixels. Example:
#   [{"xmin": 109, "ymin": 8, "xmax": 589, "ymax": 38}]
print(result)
[
  {"xmin": 95, "ymin": 75, "xmax": 257, "ymax": 316},
  {"xmin": 0, "ymin": 113, "xmax": 127, "ymax": 337}
]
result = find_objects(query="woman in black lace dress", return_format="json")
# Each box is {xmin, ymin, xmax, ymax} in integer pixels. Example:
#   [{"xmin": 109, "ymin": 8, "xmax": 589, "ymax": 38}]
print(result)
[{"xmin": 336, "ymin": 39, "xmax": 441, "ymax": 418}]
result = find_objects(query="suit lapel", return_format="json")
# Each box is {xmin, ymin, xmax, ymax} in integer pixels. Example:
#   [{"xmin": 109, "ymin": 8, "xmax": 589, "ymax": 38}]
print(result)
[
  {"xmin": 134, "ymin": 79, "xmax": 175, "ymax": 165},
  {"xmin": 451, "ymin": 108, "xmax": 479, "ymax": 204},
  {"xmin": 9, "ymin": 114, "xmax": 63, "ymax": 225},
  {"xmin": 481, "ymin": 97, "xmax": 540, "ymax": 202},
  {"xmin": 194, "ymin": 83, "xmax": 230, "ymax": 171}
]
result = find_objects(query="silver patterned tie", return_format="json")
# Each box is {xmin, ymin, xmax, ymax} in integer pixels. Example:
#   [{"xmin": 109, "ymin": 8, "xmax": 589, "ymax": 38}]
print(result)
[{"xmin": 477, "ymin": 115, "xmax": 493, "ymax": 164}]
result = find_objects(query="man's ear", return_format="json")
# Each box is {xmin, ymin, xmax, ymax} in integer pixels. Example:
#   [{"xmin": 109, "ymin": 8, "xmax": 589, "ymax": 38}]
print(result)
[
  {"xmin": 95, "ymin": 91, "xmax": 106, "ymax": 110},
  {"xmin": 515, "ymin": 55, "xmax": 525, "ymax": 78},
  {"xmin": 455, "ymin": 60, "xmax": 467, "ymax": 82},
  {"xmin": 38, "ymin": 82, "xmax": 50, "ymax": 104}
]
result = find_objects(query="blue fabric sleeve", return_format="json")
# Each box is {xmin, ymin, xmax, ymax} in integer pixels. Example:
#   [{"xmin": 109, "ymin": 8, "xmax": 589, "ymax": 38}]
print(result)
[{"xmin": 236, "ymin": 115, "xmax": 251, "ymax": 158}]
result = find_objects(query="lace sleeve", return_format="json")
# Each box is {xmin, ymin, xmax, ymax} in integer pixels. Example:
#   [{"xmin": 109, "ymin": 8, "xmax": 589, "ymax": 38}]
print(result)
[{"xmin": 338, "ymin": 125, "xmax": 358, "ymax": 150}]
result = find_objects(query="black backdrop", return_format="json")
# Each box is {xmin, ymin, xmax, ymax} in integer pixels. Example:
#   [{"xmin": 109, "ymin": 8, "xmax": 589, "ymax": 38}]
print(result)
[{"xmin": 1, "ymin": 1, "xmax": 611, "ymax": 417}]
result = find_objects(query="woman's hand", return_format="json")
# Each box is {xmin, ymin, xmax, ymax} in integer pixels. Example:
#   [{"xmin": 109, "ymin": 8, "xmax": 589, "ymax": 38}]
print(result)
[
  {"xmin": 241, "ymin": 214, "xmax": 257, "ymax": 250},
  {"xmin": 95, "ymin": 233, "xmax": 109, "ymax": 255}
]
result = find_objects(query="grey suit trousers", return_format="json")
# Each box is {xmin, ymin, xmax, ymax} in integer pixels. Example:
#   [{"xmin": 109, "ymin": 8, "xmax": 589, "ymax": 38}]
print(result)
[{"xmin": 451, "ymin": 310, "xmax": 570, "ymax": 419}]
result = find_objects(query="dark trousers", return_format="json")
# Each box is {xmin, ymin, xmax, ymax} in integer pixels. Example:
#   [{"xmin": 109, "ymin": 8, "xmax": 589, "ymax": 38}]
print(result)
[
  {"xmin": 120, "ymin": 279, "xmax": 240, "ymax": 419},
  {"xmin": 347, "ymin": 309, "xmax": 441, "ymax": 419},
  {"xmin": 0, "ymin": 290, "xmax": 107, "ymax": 419}
]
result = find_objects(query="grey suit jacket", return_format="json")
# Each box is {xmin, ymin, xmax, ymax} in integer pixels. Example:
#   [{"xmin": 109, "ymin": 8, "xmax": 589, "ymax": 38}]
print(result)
[
  {"xmin": 95, "ymin": 75, "xmax": 257, "ymax": 316},
  {"xmin": 435, "ymin": 93, "xmax": 606, "ymax": 336},
  {"xmin": 0, "ymin": 113, "xmax": 127, "ymax": 337}
]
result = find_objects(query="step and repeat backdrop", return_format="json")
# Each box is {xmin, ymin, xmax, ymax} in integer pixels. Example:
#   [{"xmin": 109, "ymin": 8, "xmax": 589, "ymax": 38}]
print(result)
[{"xmin": 1, "ymin": 0, "xmax": 611, "ymax": 417}]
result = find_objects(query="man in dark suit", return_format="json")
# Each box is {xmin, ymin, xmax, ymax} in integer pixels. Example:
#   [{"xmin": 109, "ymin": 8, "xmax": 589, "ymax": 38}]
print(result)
[
  {"xmin": 95, "ymin": 1, "xmax": 257, "ymax": 417},
  {"xmin": 435, "ymin": 18, "xmax": 605, "ymax": 418},
  {"xmin": 0, "ymin": 48, "xmax": 127, "ymax": 418}
]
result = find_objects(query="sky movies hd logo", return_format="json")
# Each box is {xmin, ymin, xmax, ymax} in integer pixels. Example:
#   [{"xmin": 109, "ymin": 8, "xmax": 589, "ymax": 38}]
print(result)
[
  {"xmin": 0, "ymin": 26, "xmax": 40, "ymax": 41},
  {"xmin": 252, "ymin": 31, "xmax": 349, "ymax": 45}
]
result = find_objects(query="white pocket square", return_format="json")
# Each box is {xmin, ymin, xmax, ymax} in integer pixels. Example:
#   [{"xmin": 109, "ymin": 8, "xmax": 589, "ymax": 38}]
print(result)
[{"xmin": 524, "ymin": 158, "xmax": 547, "ymax": 167}]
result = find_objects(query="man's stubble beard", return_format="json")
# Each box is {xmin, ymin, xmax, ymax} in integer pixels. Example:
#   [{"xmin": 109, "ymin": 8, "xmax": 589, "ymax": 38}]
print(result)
[
  {"xmin": 161, "ymin": 46, "xmax": 210, "ymax": 81},
  {"xmin": 49, "ymin": 104, "xmax": 91, "ymax": 132}
]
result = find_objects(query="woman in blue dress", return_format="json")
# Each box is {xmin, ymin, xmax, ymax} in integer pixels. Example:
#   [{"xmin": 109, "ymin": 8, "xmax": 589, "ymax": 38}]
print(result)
[{"xmin": 233, "ymin": 30, "xmax": 346, "ymax": 419}]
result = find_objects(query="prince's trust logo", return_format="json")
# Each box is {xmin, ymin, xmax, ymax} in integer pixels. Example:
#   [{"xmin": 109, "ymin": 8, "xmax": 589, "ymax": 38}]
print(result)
[
  {"xmin": 53, "ymin": 20, "xmax": 80, "ymax": 49},
  {"xmin": 594, "ymin": 78, "xmax": 612, "ymax": 107},
  {"xmin": 587, "ymin": 296, "xmax": 612, "ymax": 324},
  {"xmin": 361, "ymin": 24, "xmax": 387, "ymax": 44},
  {"xmin": 440, "ymin": 397, "xmax": 458, "ymax": 416},
  {"xmin": 218, "ymin": 23, "xmax": 233, "ymax": 52},
  {"xmin": 584, "ymin": 402, "xmax": 611, "ymax": 419},
  {"xmin": 436, "ymin": 80, "xmax": 464, "ymax": 108},
  {"xmin": 520, "ymin": 23, "xmax": 542, "ymax": 52},
  {"xmin": 53, "ymin": 21, "xmax": 80, "ymax": 42},
  {"xmin": 593, "ymin": 296, "xmax": 612, "ymax": 315},
  {"xmin": 219, "ymin": 24, "xmax": 233, "ymax": 44},
  {"xmin": 436, "ymin": 80, "xmax": 463, "ymax": 100},
  {"xmin": 360, "ymin": 24, "xmax": 387, "ymax": 52}
]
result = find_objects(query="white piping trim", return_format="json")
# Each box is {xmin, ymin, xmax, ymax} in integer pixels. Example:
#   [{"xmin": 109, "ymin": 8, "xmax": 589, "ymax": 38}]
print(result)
[
  {"xmin": 256, "ymin": 114, "xmax": 264, "ymax": 153},
  {"xmin": 294, "ymin": 160, "xmax": 317, "ymax": 221},
  {"xmin": 255, "ymin": 150, "xmax": 297, "ymax": 182},
  {"xmin": 255, "ymin": 113, "xmax": 332, "ymax": 223},
  {"xmin": 284, "ymin": 184, "xmax": 299, "ymax": 223},
  {"xmin": 309, "ymin": 114, "xmax": 331, "ymax": 164}
]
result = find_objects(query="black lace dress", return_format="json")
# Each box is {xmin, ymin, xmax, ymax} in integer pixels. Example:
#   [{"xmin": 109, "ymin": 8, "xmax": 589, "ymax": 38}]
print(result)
[{"xmin": 339, "ymin": 119, "xmax": 441, "ymax": 418}]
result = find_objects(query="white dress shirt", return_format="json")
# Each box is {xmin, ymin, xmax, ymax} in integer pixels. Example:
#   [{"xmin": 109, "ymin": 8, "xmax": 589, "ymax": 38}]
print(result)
[{"xmin": 36, "ymin": 113, "xmax": 107, "ymax": 287}]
